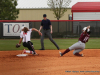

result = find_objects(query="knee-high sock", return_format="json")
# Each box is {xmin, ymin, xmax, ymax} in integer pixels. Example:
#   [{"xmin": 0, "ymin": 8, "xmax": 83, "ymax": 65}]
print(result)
[
  {"xmin": 25, "ymin": 50, "xmax": 33, "ymax": 54},
  {"xmin": 62, "ymin": 48, "xmax": 70, "ymax": 55},
  {"xmin": 29, "ymin": 42, "xmax": 36, "ymax": 54},
  {"xmin": 74, "ymin": 53, "xmax": 82, "ymax": 56}
]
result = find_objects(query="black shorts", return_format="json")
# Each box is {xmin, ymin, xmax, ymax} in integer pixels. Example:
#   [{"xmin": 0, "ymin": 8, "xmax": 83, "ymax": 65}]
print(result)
[{"xmin": 23, "ymin": 41, "xmax": 34, "ymax": 51}]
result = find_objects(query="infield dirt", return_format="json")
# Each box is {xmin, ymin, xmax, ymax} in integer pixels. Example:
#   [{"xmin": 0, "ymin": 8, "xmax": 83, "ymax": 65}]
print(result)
[{"xmin": 0, "ymin": 49, "xmax": 100, "ymax": 75}]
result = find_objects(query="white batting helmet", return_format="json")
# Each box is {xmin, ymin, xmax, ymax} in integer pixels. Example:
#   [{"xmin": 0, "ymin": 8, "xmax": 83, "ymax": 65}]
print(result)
[{"xmin": 83, "ymin": 27, "xmax": 90, "ymax": 32}]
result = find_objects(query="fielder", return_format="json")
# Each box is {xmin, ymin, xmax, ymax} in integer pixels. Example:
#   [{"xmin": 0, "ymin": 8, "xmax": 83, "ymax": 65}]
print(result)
[
  {"xmin": 16, "ymin": 26, "xmax": 42, "ymax": 55},
  {"xmin": 59, "ymin": 26, "xmax": 91, "ymax": 57}
]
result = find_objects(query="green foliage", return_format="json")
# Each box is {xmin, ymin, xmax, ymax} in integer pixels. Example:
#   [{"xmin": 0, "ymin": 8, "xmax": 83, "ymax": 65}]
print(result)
[
  {"xmin": 0, "ymin": 0, "xmax": 19, "ymax": 20},
  {"xmin": 47, "ymin": 0, "xmax": 71, "ymax": 20}
]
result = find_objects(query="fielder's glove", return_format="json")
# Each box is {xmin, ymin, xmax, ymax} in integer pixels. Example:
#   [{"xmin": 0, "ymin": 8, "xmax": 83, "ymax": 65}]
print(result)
[{"xmin": 16, "ymin": 44, "xmax": 21, "ymax": 48}]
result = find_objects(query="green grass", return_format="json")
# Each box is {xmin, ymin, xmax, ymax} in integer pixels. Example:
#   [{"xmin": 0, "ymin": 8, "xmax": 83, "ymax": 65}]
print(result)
[{"xmin": 0, "ymin": 38, "xmax": 100, "ymax": 51}]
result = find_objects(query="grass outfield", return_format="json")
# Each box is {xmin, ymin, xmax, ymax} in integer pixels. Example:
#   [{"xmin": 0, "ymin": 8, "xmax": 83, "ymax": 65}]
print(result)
[{"xmin": 0, "ymin": 38, "xmax": 100, "ymax": 51}]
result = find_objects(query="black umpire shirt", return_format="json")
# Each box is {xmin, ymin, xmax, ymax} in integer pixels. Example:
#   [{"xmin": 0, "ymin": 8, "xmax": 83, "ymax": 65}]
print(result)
[{"xmin": 41, "ymin": 19, "xmax": 51, "ymax": 30}]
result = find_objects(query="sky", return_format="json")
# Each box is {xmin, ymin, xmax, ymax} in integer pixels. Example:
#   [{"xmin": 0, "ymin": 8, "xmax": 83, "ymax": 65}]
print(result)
[{"xmin": 16, "ymin": 0, "xmax": 100, "ymax": 8}]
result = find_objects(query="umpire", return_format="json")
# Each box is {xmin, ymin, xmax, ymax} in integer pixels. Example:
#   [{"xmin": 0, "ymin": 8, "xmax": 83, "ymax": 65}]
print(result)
[{"xmin": 39, "ymin": 14, "xmax": 59, "ymax": 50}]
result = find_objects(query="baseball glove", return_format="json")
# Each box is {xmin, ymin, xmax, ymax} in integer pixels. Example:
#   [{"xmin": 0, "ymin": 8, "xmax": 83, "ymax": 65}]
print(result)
[{"xmin": 16, "ymin": 44, "xmax": 21, "ymax": 48}]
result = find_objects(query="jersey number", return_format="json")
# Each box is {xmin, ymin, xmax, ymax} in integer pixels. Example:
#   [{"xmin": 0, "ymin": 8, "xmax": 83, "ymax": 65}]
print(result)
[{"xmin": 83, "ymin": 36, "xmax": 89, "ymax": 42}]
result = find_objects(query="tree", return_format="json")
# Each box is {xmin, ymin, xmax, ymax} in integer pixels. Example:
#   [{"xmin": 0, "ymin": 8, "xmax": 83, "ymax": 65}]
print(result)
[
  {"xmin": 0, "ymin": 0, "xmax": 19, "ymax": 20},
  {"xmin": 47, "ymin": 0, "xmax": 71, "ymax": 20}
]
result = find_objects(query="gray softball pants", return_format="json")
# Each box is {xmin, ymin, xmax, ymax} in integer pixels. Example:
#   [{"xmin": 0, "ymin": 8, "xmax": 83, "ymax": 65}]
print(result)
[
  {"xmin": 69, "ymin": 41, "xmax": 85, "ymax": 55},
  {"xmin": 40, "ymin": 29, "xmax": 59, "ymax": 49}
]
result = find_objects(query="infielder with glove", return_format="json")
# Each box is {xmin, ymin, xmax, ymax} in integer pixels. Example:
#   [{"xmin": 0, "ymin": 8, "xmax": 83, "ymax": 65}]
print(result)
[
  {"xmin": 59, "ymin": 26, "xmax": 91, "ymax": 57},
  {"xmin": 16, "ymin": 26, "xmax": 42, "ymax": 55}
]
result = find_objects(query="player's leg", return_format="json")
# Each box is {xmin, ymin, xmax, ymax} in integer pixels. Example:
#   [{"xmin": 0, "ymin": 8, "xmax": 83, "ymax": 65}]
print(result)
[
  {"xmin": 73, "ymin": 49, "xmax": 84, "ymax": 56},
  {"xmin": 46, "ymin": 30, "xmax": 59, "ymax": 50},
  {"xmin": 22, "ymin": 49, "xmax": 32, "ymax": 54},
  {"xmin": 27, "ymin": 41, "xmax": 37, "ymax": 55},
  {"xmin": 59, "ymin": 41, "xmax": 85, "ymax": 56},
  {"xmin": 59, "ymin": 42, "xmax": 79, "ymax": 56},
  {"xmin": 40, "ymin": 30, "xmax": 45, "ymax": 50},
  {"xmin": 22, "ymin": 42, "xmax": 32, "ymax": 54},
  {"xmin": 22, "ymin": 42, "xmax": 36, "ymax": 55},
  {"xmin": 59, "ymin": 48, "xmax": 70, "ymax": 56}
]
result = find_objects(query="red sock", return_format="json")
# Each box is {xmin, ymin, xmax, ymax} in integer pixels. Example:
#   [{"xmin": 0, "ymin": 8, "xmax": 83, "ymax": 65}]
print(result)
[
  {"xmin": 30, "ymin": 51, "xmax": 33, "ymax": 54},
  {"xmin": 62, "ymin": 48, "xmax": 70, "ymax": 55},
  {"xmin": 74, "ymin": 53, "xmax": 82, "ymax": 56}
]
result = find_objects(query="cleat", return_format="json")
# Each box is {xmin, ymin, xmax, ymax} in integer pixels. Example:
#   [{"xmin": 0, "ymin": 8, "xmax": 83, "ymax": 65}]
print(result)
[
  {"xmin": 39, "ymin": 48, "xmax": 45, "ymax": 50},
  {"xmin": 33, "ymin": 53, "xmax": 38, "ymax": 55},
  {"xmin": 81, "ymin": 53, "xmax": 84, "ymax": 57},
  {"xmin": 59, "ymin": 51, "xmax": 63, "ymax": 56},
  {"xmin": 57, "ymin": 47, "xmax": 60, "ymax": 50},
  {"xmin": 21, "ymin": 49, "xmax": 26, "ymax": 54}
]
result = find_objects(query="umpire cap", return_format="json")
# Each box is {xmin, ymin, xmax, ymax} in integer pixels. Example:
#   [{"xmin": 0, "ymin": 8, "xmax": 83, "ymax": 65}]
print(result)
[{"xmin": 43, "ymin": 14, "xmax": 47, "ymax": 17}]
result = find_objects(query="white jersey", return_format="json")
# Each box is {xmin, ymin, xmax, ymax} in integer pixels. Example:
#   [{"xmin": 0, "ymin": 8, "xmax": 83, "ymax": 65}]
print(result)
[{"xmin": 20, "ymin": 29, "xmax": 32, "ymax": 42}]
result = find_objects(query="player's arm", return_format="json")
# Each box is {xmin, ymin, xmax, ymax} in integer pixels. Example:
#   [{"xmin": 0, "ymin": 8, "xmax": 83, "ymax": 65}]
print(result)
[
  {"xmin": 85, "ymin": 26, "xmax": 90, "ymax": 34},
  {"xmin": 39, "ymin": 20, "xmax": 43, "ymax": 32},
  {"xmin": 39, "ymin": 26, "xmax": 43, "ymax": 32},
  {"xmin": 49, "ymin": 20, "xmax": 53, "ymax": 34},
  {"xmin": 32, "ymin": 28, "xmax": 42, "ymax": 36},
  {"xmin": 16, "ymin": 32, "xmax": 23, "ymax": 48},
  {"xmin": 50, "ymin": 25, "xmax": 53, "ymax": 34},
  {"xmin": 16, "ymin": 38, "xmax": 22, "ymax": 48},
  {"xmin": 19, "ymin": 38, "xmax": 22, "ymax": 44},
  {"xmin": 87, "ymin": 25, "xmax": 90, "ymax": 29}
]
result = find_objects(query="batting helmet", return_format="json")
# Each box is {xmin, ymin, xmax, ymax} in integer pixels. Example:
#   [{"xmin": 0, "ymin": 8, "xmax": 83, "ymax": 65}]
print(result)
[{"xmin": 83, "ymin": 27, "xmax": 90, "ymax": 32}]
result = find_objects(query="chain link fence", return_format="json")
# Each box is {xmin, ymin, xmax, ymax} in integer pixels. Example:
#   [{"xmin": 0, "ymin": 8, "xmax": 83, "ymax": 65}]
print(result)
[
  {"xmin": 32, "ymin": 21, "xmax": 100, "ymax": 38},
  {"xmin": 0, "ymin": 20, "xmax": 100, "ymax": 38}
]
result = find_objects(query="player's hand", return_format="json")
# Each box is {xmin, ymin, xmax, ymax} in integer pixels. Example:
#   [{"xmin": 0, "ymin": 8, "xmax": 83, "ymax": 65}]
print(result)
[
  {"xmin": 87, "ymin": 25, "xmax": 90, "ymax": 29},
  {"xmin": 40, "ymin": 33, "xmax": 42, "ymax": 36},
  {"xmin": 38, "ymin": 32, "xmax": 42, "ymax": 36},
  {"xmin": 16, "ymin": 44, "xmax": 21, "ymax": 48},
  {"xmin": 50, "ymin": 30, "xmax": 53, "ymax": 34}
]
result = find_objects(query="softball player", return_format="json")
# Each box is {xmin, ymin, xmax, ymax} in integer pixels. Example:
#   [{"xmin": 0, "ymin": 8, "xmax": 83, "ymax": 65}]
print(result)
[
  {"xmin": 17, "ymin": 26, "xmax": 42, "ymax": 55},
  {"xmin": 59, "ymin": 26, "xmax": 91, "ymax": 57}
]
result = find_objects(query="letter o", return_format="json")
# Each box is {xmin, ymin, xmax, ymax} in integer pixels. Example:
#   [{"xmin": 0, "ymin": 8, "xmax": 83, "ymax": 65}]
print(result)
[{"xmin": 13, "ymin": 24, "xmax": 20, "ymax": 33}]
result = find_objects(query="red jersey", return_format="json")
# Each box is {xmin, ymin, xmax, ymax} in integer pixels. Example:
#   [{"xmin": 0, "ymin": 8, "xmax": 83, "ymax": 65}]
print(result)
[{"xmin": 79, "ymin": 32, "xmax": 90, "ymax": 43}]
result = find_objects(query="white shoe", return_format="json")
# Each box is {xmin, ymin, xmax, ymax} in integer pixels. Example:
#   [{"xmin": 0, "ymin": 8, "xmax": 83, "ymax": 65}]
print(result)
[
  {"xmin": 59, "ymin": 51, "xmax": 63, "ymax": 56},
  {"xmin": 81, "ymin": 53, "xmax": 84, "ymax": 57}
]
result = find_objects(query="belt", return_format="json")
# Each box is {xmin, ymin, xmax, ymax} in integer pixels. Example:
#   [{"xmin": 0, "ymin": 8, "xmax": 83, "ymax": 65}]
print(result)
[
  {"xmin": 23, "ymin": 41, "xmax": 30, "ymax": 43},
  {"xmin": 43, "ymin": 29, "xmax": 50, "ymax": 30}
]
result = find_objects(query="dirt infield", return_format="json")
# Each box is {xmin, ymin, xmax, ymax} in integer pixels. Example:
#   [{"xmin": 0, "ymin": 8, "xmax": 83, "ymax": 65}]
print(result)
[{"xmin": 0, "ymin": 49, "xmax": 100, "ymax": 75}]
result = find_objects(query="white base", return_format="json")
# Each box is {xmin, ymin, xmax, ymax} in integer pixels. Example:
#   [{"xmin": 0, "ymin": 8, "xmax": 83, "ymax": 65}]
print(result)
[{"xmin": 16, "ymin": 54, "xmax": 28, "ymax": 57}]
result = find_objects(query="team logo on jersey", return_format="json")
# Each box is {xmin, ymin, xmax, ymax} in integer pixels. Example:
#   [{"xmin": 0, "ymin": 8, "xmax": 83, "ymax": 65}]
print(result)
[{"xmin": 23, "ymin": 32, "xmax": 27, "ymax": 36}]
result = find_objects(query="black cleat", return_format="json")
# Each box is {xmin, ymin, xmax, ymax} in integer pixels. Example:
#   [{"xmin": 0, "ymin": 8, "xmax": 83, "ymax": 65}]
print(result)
[
  {"xmin": 57, "ymin": 48, "xmax": 60, "ymax": 50},
  {"xmin": 33, "ymin": 53, "xmax": 38, "ymax": 55},
  {"xmin": 57, "ymin": 47, "xmax": 60, "ymax": 50},
  {"xmin": 39, "ymin": 49, "xmax": 45, "ymax": 50}
]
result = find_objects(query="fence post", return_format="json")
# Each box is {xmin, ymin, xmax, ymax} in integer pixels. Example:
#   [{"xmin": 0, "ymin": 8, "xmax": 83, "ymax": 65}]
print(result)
[
  {"xmin": 58, "ymin": 21, "xmax": 59, "ymax": 33},
  {"xmin": 78, "ymin": 24, "xmax": 80, "ymax": 37},
  {"xmin": 34, "ymin": 22, "xmax": 36, "ymax": 37},
  {"xmin": 66, "ymin": 21, "xmax": 67, "ymax": 35},
  {"xmin": 96, "ymin": 21, "xmax": 97, "ymax": 37}
]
